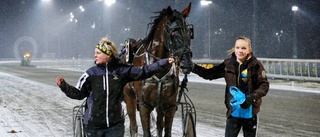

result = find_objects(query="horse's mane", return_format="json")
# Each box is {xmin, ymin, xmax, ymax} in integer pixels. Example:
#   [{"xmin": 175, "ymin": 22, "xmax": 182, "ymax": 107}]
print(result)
[{"xmin": 145, "ymin": 8, "xmax": 172, "ymax": 43}]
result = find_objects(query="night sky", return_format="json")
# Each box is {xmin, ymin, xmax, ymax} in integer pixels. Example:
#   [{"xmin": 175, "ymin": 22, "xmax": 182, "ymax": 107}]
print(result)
[{"xmin": 0, "ymin": 0, "xmax": 319, "ymax": 59}]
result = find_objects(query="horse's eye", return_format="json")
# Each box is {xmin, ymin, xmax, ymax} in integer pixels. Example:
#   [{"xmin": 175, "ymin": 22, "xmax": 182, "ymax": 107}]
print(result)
[{"xmin": 187, "ymin": 25, "xmax": 194, "ymax": 39}]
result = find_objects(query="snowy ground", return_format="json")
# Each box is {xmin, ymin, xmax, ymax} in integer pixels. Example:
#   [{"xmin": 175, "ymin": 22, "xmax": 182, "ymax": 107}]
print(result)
[
  {"xmin": 0, "ymin": 70, "xmax": 226, "ymax": 137},
  {"xmin": 0, "ymin": 65, "xmax": 319, "ymax": 137},
  {"xmin": 0, "ymin": 71, "xmax": 82, "ymax": 137}
]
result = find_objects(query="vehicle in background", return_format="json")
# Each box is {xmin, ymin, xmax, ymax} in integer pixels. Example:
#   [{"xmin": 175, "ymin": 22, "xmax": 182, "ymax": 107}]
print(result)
[{"xmin": 21, "ymin": 53, "xmax": 31, "ymax": 66}]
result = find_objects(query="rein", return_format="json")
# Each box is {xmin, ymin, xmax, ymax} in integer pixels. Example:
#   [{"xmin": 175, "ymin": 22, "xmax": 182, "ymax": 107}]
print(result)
[{"xmin": 177, "ymin": 74, "xmax": 188, "ymax": 103}]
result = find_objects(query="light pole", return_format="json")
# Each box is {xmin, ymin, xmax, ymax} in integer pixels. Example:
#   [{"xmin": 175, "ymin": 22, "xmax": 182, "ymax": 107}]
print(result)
[
  {"xmin": 69, "ymin": 12, "xmax": 78, "ymax": 57},
  {"xmin": 92, "ymin": 22, "xmax": 96, "ymax": 45},
  {"xmin": 292, "ymin": 5, "xmax": 298, "ymax": 59},
  {"xmin": 124, "ymin": 27, "xmax": 131, "ymax": 39},
  {"xmin": 275, "ymin": 30, "xmax": 283, "ymax": 44},
  {"xmin": 201, "ymin": 0, "xmax": 212, "ymax": 60},
  {"xmin": 276, "ymin": 30, "xmax": 283, "ymax": 57},
  {"xmin": 41, "ymin": 0, "xmax": 52, "ymax": 54},
  {"xmin": 68, "ymin": 6, "xmax": 85, "ymax": 58},
  {"xmin": 99, "ymin": 0, "xmax": 116, "ymax": 37}
]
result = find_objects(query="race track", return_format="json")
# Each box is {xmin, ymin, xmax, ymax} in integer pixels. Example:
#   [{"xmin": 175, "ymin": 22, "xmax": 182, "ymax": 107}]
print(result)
[{"xmin": 0, "ymin": 62, "xmax": 319, "ymax": 137}]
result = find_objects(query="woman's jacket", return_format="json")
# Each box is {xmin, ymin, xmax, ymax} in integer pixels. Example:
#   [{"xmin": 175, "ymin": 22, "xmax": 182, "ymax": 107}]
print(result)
[
  {"xmin": 192, "ymin": 55, "xmax": 269, "ymax": 117},
  {"xmin": 59, "ymin": 58, "xmax": 170, "ymax": 127}
]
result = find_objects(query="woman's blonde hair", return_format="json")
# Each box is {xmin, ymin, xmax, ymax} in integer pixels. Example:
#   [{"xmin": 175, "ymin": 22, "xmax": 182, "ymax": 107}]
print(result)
[
  {"xmin": 98, "ymin": 37, "xmax": 118, "ymax": 57},
  {"xmin": 227, "ymin": 36, "xmax": 252, "ymax": 56}
]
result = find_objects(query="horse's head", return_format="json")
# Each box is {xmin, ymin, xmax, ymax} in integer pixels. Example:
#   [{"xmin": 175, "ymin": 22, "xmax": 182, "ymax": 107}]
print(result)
[
  {"xmin": 149, "ymin": 3, "xmax": 194, "ymax": 74},
  {"xmin": 165, "ymin": 3, "xmax": 194, "ymax": 74}
]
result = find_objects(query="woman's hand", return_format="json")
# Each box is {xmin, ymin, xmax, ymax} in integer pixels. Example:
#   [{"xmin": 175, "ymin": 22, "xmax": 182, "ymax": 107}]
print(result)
[
  {"xmin": 56, "ymin": 76, "xmax": 64, "ymax": 86},
  {"xmin": 168, "ymin": 57, "xmax": 175, "ymax": 64}
]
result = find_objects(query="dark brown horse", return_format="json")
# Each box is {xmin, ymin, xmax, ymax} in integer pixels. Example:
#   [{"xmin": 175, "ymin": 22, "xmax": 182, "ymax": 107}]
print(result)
[{"xmin": 121, "ymin": 3, "xmax": 193, "ymax": 137}]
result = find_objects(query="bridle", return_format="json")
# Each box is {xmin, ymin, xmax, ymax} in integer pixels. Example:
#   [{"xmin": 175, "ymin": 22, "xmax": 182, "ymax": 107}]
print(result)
[
  {"xmin": 133, "ymin": 10, "xmax": 193, "ymax": 67},
  {"xmin": 164, "ymin": 11, "xmax": 193, "ymax": 62}
]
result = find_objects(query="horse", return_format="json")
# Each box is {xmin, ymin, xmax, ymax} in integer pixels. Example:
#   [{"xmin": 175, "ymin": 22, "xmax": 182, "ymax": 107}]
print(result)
[{"xmin": 121, "ymin": 3, "xmax": 193, "ymax": 137}]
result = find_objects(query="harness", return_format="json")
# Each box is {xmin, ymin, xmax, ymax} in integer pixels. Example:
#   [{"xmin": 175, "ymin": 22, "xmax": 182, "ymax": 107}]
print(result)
[{"xmin": 120, "ymin": 10, "xmax": 193, "ymax": 113}]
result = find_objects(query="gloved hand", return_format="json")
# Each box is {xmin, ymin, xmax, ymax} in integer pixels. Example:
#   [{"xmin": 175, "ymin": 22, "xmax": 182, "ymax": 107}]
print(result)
[
  {"xmin": 240, "ymin": 94, "xmax": 254, "ymax": 108},
  {"xmin": 191, "ymin": 63, "xmax": 199, "ymax": 73}
]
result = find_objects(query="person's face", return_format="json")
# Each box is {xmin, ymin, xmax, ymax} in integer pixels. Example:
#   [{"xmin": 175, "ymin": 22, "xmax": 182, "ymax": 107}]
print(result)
[
  {"xmin": 94, "ymin": 48, "xmax": 112, "ymax": 65},
  {"xmin": 234, "ymin": 39, "xmax": 251, "ymax": 62}
]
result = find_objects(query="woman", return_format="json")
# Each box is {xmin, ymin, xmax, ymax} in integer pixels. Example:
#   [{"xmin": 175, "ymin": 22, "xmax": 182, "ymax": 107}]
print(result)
[
  {"xmin": 192, "ymin": 36, "xmax": 269, "ymax": 137},
  {"xmin": 56, "ymin": 37, "xmax": 174, "ymax": 137}
]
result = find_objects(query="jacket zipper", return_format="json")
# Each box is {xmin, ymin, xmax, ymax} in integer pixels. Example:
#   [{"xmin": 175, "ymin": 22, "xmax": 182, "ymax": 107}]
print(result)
[
  {"xmin": 104, "ymin": 67, "xmax": 110, "ymax": 127},
  {"xmin": 237, "ymin": 63, "xmax": 241, "ymax": 86}
]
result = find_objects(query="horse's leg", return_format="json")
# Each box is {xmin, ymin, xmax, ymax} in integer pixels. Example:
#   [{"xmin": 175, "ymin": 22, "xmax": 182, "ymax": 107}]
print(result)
[
  {"xmin": 164, "ymin": 105, "xmax": 177, "ymax": 137},
  {"xmin": 150, "ymin": 109, "xmax": 157, "ymax": 136},
  {"xmin": 124, "ymin": 84, "xmax": 138, "ymax": 137},
  {"xmin": 139, "ymin": 104, "xmax": 152, "ymax": 137},
  {"xmin": 163, "ymin": 82, "xmax": 179, "ymax": 137},
  {"xmin": 156, "ymin": 108, "xmax": 165, "ymax": 137}
]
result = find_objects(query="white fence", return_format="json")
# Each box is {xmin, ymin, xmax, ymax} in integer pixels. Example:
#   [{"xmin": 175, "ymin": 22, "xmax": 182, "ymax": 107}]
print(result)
[
  {"xmin": 10, "ymin": 58, "xmax": 319, "ymax": 82},
  {"xmin": 259, "ymin": 58, "xmax": 319, "ymax": 82}
]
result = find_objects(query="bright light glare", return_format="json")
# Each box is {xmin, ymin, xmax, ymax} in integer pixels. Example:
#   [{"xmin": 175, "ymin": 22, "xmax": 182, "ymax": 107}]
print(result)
[
  {"xmin": 200, "ymin": 0, "xmax": 212, "ymax": 6},
  {"xmin": 70, "ymin": 12, "xmax": 74, "ymax": 17},
  {"xmin": 292, "ymin": 6, "xmax": 298, "ymax": 12},
  {"xmin": 42, "ymin": 0, "xmax": 51, "ymax": 3},
  {"xmin": 104, "ymin": 0, "xmax": 116, "ymax": 6},
  {"xmin": 79, "ymin": 6, "xmax": 85, "ymax": 12},
  {"xmin": 125, "ymin": 27, "xmax": 130, "ymax": 31},
  {"xmin": 69, "ymin": 13, "xmax": 76, "ymax": 22},
  {"xmin": 276, "ymin": 30, "xmax": 283, "ymax": 36},
  {"xmin": 91, "ymin": 22, "xmax": 95, "ymax": 29},
  {"xmin": 25, "ymin": 53, "xmax": 30, "ymax": 57}
]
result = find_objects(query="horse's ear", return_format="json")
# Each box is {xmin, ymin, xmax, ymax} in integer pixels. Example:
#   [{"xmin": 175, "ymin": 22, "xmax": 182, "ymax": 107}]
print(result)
[
  {"xmin": 181, "ymin": 2, "xmax": 191, "ymax": 18},
  {"xmin": 167, "ymin": 6, "xmax": 173, "ymax": 15}
]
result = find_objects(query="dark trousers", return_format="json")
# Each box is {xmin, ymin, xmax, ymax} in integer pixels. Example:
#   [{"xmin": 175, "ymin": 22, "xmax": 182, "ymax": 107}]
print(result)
[
  {"xmin": 85, "ymin": 122, "xmax": 125, "ymax": 137},
  {"xmin": 225, "ymin": 115, "xmax": 258, "ymax": 137}
]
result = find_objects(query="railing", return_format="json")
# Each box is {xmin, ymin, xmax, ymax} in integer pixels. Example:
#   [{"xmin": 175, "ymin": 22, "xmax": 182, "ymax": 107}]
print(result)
[
  {"xmin": 3, "ymin": 58, "xmax": 318, "ymax": 82},
  {"xmin": 192, "ymin": 58, "xmax": 320, "ymax": 82},
  {"xmin": 259, "ymin": 58, "xmax": 319, "ymax": 82}
]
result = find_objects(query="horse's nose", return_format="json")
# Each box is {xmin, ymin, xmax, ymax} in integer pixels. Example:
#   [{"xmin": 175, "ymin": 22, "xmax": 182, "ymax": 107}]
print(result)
[
  {"xmin": 184, "ymin": 69, "xmax": 191, "ymax": 74},
  {"xmin": 180, "ymin": 65, "xmax": 192, "ymax": 74}
]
